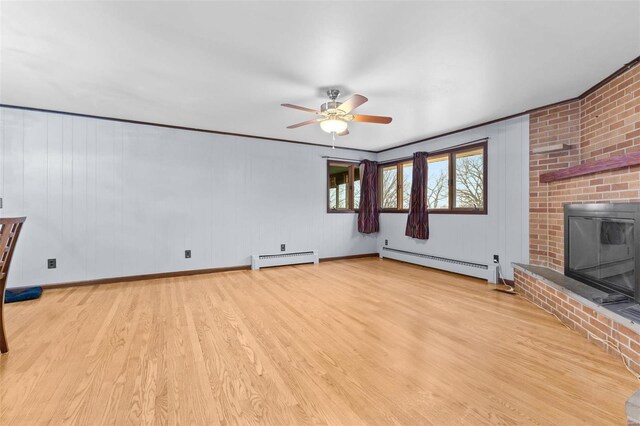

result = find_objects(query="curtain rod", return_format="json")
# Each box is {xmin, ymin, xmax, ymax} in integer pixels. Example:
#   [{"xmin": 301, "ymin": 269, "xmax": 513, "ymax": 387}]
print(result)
[
  {"xmin": 321, "ymin": 156, "xmax": 363, "ymax": 163},
  {"xmin": 322, "ymin": 137, "xmax": 489, "ymax": 165},
  {"xmin": 378, "ymin": 137, "xmax": 489, "ymax": 165}
]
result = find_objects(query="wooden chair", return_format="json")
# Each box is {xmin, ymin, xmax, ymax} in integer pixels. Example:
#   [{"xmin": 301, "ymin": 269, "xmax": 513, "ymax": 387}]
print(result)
[{"xmin": 0, "ymin": 217, "xmax": 26, "ymax": 353}]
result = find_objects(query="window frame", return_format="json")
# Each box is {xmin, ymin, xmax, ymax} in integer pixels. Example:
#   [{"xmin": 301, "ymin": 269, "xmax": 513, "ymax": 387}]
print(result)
[
  {"xmin": 378, "ymin": 141, "xmax": 488, "ymax": 215},
  {"xmin": 326, "ymin": 161, "xmax": 360, "ymax": 213},
  {"xmin": 378, "ymin": 160, "xmax": 413, "ymax": 213}
]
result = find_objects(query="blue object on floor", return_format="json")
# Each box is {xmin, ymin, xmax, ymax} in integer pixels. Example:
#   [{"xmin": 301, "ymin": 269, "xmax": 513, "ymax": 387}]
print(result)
[{"xmin": 5, "ymin": 287, "xmax": 42, "ymax": 303}]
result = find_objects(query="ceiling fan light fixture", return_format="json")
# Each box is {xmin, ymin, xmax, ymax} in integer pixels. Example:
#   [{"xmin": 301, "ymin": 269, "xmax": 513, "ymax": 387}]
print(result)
[
  {"xmin": 282, "ymin": 90, "xmax": 391, "ymax": 137},
  {"xmin": 320, "ymin": 118, "xmax": 348, "ymax": 134}
]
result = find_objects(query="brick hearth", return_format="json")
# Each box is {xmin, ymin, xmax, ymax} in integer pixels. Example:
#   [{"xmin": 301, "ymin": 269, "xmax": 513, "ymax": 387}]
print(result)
[{"xmin": 513, "ymin": 264, "xmax": 640, "ymax": 376}]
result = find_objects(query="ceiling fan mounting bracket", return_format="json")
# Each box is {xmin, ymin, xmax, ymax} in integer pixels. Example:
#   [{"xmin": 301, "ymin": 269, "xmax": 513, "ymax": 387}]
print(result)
[{"xmin": 327, "ymin": 89, "xmax": 341, "ymax": 101}]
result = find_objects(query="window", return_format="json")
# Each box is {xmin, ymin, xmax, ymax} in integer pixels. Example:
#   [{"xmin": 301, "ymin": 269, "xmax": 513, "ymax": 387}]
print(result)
[
  {"xmin": 378, "ymin": 142, "xmax": 487, "ymax": 214},
  {"xmin": 402, "ymin": 162, "xmax": 413, "ymax": 209},
  {"xmin": 353, "ymin": 167, "xmax": 361, "ymax": 210},
  {"xmin": 427, "ymin": 154, "xmax": 449, "ymax": 209},
  {"xmin": 380, "ymin": 160, "xmax": 414, "ymax": 210},
  {"xmin": 327, "ymin": 161, "xmax": 360, "ymax": 212},
  {"xmin": 454, "ymin": 147, "xmax": 485, "ymax": 210},
  {"xmin": 381, "ymin": 164, "xmax": 398, "ymax": 209}
]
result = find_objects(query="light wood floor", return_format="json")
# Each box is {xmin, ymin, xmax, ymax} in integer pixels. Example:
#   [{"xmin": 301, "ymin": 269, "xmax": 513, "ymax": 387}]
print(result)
[{"xmin": 0, "ymin": 258, "xmax": 636, "ymax": 425}]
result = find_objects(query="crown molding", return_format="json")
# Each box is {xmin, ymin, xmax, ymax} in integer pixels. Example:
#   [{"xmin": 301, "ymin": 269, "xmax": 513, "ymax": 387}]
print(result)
[
  {"xmin": 0, "ymin": 103, "xmax": 377, "ymax": 154},
  {"xmin": 2, "ymin": 55, "xmax": 639, "ymax": 155}
]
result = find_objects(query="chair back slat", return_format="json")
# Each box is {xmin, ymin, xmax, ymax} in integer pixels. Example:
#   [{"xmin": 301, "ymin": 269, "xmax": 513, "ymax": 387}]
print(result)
[
  {"xmin": 0, "ymin": 218, "xmax": 26, "ymax": 280},
  {"xmin": 0, "ymin": 217, "xmax": 26, "ymax": 353}
]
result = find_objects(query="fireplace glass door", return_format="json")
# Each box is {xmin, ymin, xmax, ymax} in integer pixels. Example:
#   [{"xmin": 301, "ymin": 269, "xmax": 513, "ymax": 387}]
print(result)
[{"xmin": 567, "ymin": 216, "xmax": 635, "ymax": 296}]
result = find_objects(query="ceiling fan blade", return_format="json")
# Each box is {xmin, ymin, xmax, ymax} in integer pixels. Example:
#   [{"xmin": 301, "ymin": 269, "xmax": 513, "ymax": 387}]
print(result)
[
  {"xmin": 281, "ymin": 103, "xmax": 319, "ymax": 114},
  {"xmin": 337, "ymin": 94, "xmax": 368, "ymax": 114},
  {"xmin": 286, "ymin": 118, "xmax": 322, "ymax": 129},
  {"xmin": 351, "ymin": 114, "xmax": 392, "ymax": 124},
  {"xmin": 337, "ymin": 129, "xmax": 349, "ymax": 136}
]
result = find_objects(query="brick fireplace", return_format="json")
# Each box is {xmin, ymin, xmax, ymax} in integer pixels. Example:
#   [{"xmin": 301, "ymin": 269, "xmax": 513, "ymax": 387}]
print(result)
[
  {"xmin": 530, "ymin": 61, "xmax": 640, "ymax": 270},
  {"xmin": 515, "ymin": 58, "xmax": 640, "ymax": 377}
]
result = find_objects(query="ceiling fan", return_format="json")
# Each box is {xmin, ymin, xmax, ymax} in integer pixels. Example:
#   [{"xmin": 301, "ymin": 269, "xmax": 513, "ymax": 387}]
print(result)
[{"xmin": 281, "ymin": 89, "xmax": 392, "ymax": 139}]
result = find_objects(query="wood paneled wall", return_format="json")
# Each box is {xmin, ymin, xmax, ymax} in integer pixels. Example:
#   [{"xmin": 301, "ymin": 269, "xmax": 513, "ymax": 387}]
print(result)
[{"xmin": 0, "ymin": 107, "xmax": 377, "ymax": 288}]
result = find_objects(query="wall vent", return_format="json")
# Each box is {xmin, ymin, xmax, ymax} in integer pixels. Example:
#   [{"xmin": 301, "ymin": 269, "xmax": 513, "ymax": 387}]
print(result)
[
  {"xmin": 251, "ymin": 250, "xmax": 319, "ymax": 270},
  {"xmin": 380, "ymin": 247, "xmax": 488, "ymax": 280}
]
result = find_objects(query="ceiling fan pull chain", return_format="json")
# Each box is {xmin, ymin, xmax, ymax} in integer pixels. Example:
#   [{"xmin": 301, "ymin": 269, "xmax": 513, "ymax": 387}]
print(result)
[{"xmin": 332, "ymin": 132, "xmax": 336, "ymax": 149}]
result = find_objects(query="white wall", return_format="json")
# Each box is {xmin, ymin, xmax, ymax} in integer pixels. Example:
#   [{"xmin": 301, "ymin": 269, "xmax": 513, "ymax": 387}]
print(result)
[
  {"xmin": 0, "ymin": 107, "xmax": 528, "ymax": 288},
  {"xmin": 0, "ymin": 107, "xmax": 377, "ymax": 288},
  {"xmin": 376, "ymin": 116, "xmax": 530, "ymax": 280}
]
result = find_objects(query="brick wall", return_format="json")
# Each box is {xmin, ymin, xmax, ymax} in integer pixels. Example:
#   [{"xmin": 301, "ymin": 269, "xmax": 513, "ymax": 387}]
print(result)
[
  {"xmin": 514, "ymin": 268, "xmax": 640, "ymax": 375},
  {"xmin": 529, "ymin": 101, "xmax": 580, "ymax": 267},
  {"xmin": 530, "ymin": 62, "xmax": 640, "ymax": 271},
  {"xmin": 581, "ymin": 68, "xmax": 640, "ymax": 162}
]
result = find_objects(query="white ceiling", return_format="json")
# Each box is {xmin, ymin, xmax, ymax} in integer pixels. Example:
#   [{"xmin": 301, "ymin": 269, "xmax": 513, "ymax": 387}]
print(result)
[{"xmin": 1, "ymin": 1, "xmax": 639, "ymax": 151}]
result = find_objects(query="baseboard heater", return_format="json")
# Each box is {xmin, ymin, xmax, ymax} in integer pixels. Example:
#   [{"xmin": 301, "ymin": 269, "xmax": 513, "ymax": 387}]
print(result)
[
  {"xmin": 251, "ymin": 250, "xmax": 319, "ymax": 270},
  {"xmin": 380, "ymin": 247, "xmax": 489, "ymax": 280}
]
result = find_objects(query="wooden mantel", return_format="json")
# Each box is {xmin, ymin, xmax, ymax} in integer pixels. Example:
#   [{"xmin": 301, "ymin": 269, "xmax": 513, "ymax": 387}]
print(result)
[{"xmin": 539, "ymin": 152, "xmax": 640, "ymax": 183}]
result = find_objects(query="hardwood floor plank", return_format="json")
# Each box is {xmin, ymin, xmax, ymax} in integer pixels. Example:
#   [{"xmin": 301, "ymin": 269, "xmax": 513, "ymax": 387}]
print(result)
[{"xmin": 0, "ymin": 258, "xmax": 636, "ymax": 425}]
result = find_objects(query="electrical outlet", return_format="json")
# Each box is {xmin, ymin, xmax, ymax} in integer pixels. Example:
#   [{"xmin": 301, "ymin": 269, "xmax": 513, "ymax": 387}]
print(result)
[
  {"xmin": 385, "ymin": 239, "xmax": 388, "ymax": 246},
  {"xmin": 493, "ymin": 255, "xmax": 499, "ymax": 264},
  {"xmin": 47, "ymin": 258, "xmax": 56, "ymax": 269},
  {"xmin": 280, "ymin": 244, "xmax": 286, "ymax": 252},
  {"xmin": 185, "ymin": 250, "xmax": 191, "ymax": 259}
]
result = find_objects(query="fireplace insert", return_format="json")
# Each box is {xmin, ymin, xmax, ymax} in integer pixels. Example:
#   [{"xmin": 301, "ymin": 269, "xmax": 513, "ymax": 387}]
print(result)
[{"xmin": 565, "ymin": 203, "xmax": 640, "ymax": 303}]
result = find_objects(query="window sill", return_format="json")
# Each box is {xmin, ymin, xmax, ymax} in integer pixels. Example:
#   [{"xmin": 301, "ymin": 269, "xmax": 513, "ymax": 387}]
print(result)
[
  {"xmin": 379, "ymin": 209, "xmax": 487, "ymax": 215},
  {"xmin": 430, "ymin": 210, "xmax": 487, "ymax": 215},
  {"xmin": 327, "ymin": 209, "xmax": 359, "ymax": 214}
]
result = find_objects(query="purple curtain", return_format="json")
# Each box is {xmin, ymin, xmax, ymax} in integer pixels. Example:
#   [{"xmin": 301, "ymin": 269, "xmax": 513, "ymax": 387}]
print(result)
[
  {"xmin": 358, "ymin": 160, "xmax": 379, "ymax": 234},
  {"xmin": 405, "ymin": 152, "xmax": 429, "ymax": 239}
]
